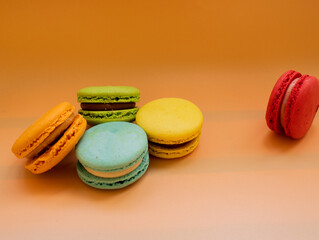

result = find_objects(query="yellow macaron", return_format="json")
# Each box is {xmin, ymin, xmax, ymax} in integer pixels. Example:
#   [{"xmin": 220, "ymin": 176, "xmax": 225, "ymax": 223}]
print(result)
[{"xmin": 136, "ymin": 98, "xmax": 203, "ymax": 159}]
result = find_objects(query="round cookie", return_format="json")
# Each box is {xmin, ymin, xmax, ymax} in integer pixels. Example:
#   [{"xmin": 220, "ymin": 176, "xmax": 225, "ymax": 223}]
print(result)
[
  {"xmin": 136, "ymin": 98, "xmax": 203, "ymax": 159},
  {"xmin": 266, "ymin": 70, "xmax": 319, "ymax": 139},
  {"xmin": 77, "ymin": 86, "xmax": 140, "ymax": 125},
  {"xmin": 75, "ymin": 122, "xmax": 149, "ymax": 189},
  {"xmin": 12, "ymin": 102, "xmax": 87, "ymax": 174}
]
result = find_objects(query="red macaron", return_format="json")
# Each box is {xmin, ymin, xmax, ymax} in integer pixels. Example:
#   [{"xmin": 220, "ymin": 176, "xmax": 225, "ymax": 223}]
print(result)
[{"xmin": 266, "ymin": 70, "xmax": 319, "ymax": 139}]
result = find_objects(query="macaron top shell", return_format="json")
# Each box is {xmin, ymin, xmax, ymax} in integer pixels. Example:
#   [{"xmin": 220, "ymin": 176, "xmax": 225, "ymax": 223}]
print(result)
[
  {"xmin": 75, "ymin": 122, "xmax": 148, "ymax": 172},
  {"xmin": 12, "ymin": 102, "xmax": 75, "ymax": 159},
  {"xmin": 266, "ymin": 70, "xmax": 302, "ymax": 134},
  {"xmin": 283, "ymin": 75, "xmax": 319, "ymax": 139},
  {"xmin": 136, "ymin": 98, "xmax": 203, "ymax": 144},
  {"xmin": 77, "ymin": 86, "xmax": 140, "ymax": 103}
]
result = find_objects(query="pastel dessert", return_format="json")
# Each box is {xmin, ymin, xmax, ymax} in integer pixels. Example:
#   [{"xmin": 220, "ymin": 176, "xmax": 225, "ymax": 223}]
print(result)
[
  {"xmin": 77, "ymin": 86, "xmax": 140, "ymax": 125},
  {"xmin": 75, "ymin": 122, "xmax": 149, "ymax": 189},
  {"xmin": 12, "ymin": 102, "xmax": 87, "ymax": 174},
  {"xmin": 266, "ymin": 70, "xmax": 319, "ymax": 139},
  {"xmin": 136, "ymin": 98, "xmax": 203, "ymax": 159}
]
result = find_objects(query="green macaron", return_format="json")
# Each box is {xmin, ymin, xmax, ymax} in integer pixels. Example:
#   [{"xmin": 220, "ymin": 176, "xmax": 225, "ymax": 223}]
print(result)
[{"xmin": 77, "ymin": 86, "xmax": 140, "ymax": 125}]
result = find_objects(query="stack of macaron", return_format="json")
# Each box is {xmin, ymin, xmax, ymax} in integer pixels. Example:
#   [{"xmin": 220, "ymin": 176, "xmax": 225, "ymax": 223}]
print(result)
[
  {"xmin": 77, "ymin": 86, "xmax": 140, "ymax": 125},
  {"xmin": 11, "ymin": 86, "xmax": 203, "ymax": 189}
]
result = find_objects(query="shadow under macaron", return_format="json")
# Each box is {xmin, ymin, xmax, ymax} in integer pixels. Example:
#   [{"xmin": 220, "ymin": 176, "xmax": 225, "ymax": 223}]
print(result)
[{"xmin": 262, "ymin": 130, "xmax": 302, "ymax": 153}]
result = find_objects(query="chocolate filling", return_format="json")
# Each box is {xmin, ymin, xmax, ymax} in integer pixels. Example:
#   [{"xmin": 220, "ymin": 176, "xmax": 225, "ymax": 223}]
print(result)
[
  {"xmin": 150, "ymin": 141, "xmax": 191, "ymax": 149},
  {"xmin": 81, "ymin": 102, "xmax": 136, "ymax": 111}
]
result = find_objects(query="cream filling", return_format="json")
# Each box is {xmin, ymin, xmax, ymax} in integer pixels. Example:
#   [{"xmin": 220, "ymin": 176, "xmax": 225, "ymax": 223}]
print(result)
[
  {"xmin": 26, "ymin": 113, "xmax": 76, "ymax": 159},
  {"xmin": 84, "ymin": 159, "xmax": 142, "ymax": 178},
  {"xmin": 280, "ymin": 78, "xmax": 299, "ymax": 128}
]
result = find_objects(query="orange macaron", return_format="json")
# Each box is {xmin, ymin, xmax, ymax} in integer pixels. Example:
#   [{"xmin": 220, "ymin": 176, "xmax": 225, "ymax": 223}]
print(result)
[{"xmin": 12, "ymin": 102, "xmax": 87, "ymax": 174}]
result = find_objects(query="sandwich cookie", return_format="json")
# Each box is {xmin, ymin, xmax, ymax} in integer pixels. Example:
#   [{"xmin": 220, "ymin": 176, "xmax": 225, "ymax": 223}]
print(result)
[
  {"xmin": 75, "ymin": 122, "xmax": 149, "ymax": 189},
  {"xmin": 266, "ymin": 70, "xmax": 319, "ymax": 139},
  {"xmin": 77, "ymin": 86, "xmax": 140, "ymax": 125},
  {"xmin": 12, "ymin": 102, "xmax": 87, "ymax": 174},
  {"xmin": 136, "ymin": 98, "xmax": 203, "ymax": 159}
]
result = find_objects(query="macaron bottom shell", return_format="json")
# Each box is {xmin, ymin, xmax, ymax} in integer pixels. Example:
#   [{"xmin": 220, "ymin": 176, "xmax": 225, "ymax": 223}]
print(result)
[
  {"xmin": 76, "ymin": 152, "xmax": 149, "ymax": 189},
  {"xmin": 148, "ymin": 134, "xmax": 201, "ymax": 159},
  {"xmin": 79, "ymin": 108, "xmax": 138, "ymax": 125}
]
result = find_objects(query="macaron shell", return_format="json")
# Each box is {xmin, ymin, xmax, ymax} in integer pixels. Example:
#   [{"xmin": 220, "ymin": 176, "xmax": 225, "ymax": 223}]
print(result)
[
  {"xmin": 266, "ymin": 70, "xmax": 302, "ymax": 134},
  {"xmin": 12, "ymin": 102, "xmax": 75, "ymax": 159},
  {"xmin": 75, "ymin": 122, "xmax": 148, "ymax": 172},
  {"xmin": 77, "ymin": 86, "xmax": 140, "ymax": 103},
  {"xmin": 136, "ymin": 98, "xmax": 203, "ymax": 144},
  {"xmin": 25, "ymin": 114, "xmax": 87, "ymax": 174},
  {"xmin": 283, "ymin": 75, "xmax": 319, "ymax": 139},
  {"xmin": 149, "ymin": 134, "xmax": 201, "ymax": 159},
  {"xmin": 76, "ymin": 152, "xmax": 149, "ymax": 189},
  {"xmin": 79, "ymin": 108, "xmax": 138, "ymax": 125}
]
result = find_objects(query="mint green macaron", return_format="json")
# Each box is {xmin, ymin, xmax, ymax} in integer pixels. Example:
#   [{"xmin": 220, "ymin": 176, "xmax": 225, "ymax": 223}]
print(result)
[
  {"xmin": 75, "ymin": 122, "xmax": 149, "ymax": 189},
  {"xmin": 77, "ymin": 86, "xmax": 140, "ymax": 125}
]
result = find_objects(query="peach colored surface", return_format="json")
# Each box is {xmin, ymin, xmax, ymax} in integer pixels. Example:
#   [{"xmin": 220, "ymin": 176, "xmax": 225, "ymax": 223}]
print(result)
[{"xmin": 2, "ymin": 1, "xmax": 319, "ymax": 239}]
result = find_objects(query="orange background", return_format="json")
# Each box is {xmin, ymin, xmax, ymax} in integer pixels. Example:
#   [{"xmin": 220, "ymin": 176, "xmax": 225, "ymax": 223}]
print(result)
[{"xmin": 2, "ymin": 0, "xmax": 319, "ymax": 239}]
